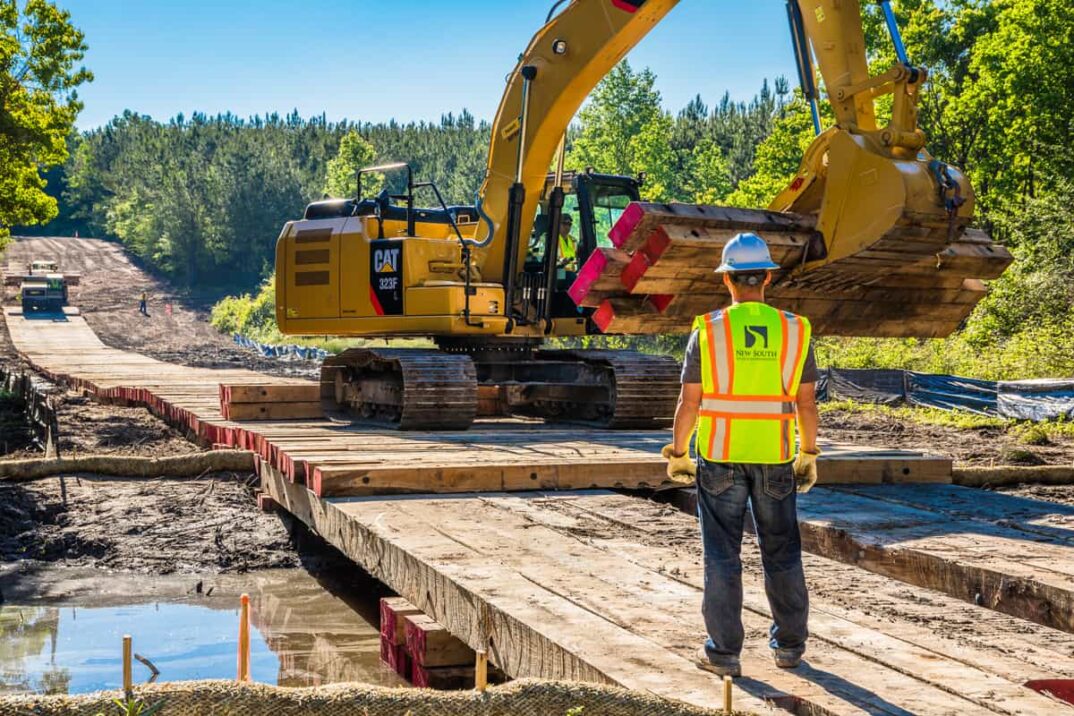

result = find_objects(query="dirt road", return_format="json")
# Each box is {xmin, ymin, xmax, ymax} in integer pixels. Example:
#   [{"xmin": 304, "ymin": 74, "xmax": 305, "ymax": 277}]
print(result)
[{"xmin": 2, "ymin": 236, "xmax": 313, "ymax": 377}]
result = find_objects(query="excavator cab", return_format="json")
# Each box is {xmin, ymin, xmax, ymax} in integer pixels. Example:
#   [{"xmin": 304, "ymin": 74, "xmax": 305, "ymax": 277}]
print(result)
[{"xmin": 524, "ymin": 171, "xmax": 641, "ymax": 318}]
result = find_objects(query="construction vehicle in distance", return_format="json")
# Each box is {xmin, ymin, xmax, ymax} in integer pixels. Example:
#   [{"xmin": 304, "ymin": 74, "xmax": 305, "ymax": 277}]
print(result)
[
  {"xmin": 17, "ymin": 261, "xmax": 73, "ymax": 313},
  {"xmin": 273, "ymin": 0, "xmax": 1013, "ymax": 431}
]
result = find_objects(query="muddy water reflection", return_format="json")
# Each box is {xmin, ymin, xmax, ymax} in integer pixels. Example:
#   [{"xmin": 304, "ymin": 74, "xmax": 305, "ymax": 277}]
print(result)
[{"xmin": 0, "ymin": 567, "xmax": 405, "ymax": 694}]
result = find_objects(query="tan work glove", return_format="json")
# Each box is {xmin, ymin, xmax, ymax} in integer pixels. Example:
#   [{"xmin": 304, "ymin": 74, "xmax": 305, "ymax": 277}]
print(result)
[
  {"xmin": 793, "ymin": 449, "xmax": 821, "ymax": 493},
  {"xmin": 661, "ymin": 444, "xmax": 697, "ymax": 484}
]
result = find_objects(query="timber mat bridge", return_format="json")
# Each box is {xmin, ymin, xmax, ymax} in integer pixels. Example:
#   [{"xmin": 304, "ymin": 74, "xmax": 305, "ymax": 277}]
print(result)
[{"xmin": 7, "ymin": 306, "xmax": 1074, "ymax": 714}]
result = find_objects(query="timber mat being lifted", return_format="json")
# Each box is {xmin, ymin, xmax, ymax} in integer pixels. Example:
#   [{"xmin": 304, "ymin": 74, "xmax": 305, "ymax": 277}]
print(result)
[
  {"xmin": 0, "ymin": 450, "xmax": 255, "ymax": 481},
  {"xmin": 0, "ymin": 679, "xmax": 736, "ymax": 716}
]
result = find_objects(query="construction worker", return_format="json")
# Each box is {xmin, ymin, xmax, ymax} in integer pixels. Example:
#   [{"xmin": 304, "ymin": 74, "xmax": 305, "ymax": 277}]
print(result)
[
  {"xmin": 664, "ymin": 232, "xmax": 820, "ymax": 678},
  {"xmin": 558, "ymin": 214, "xmax": 578, "ymax": 271}
]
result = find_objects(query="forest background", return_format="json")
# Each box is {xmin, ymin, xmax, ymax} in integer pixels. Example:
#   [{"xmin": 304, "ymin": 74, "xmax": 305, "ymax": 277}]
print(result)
[{"xmin": 6, "ymin": 0, "xmax": 1074, "ymax": 380}]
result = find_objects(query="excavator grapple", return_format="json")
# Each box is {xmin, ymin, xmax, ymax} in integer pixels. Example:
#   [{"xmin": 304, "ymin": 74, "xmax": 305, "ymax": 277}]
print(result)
[{"xmin": 274, "ymin": 0, "xmax": 1012, "ymax": 431}]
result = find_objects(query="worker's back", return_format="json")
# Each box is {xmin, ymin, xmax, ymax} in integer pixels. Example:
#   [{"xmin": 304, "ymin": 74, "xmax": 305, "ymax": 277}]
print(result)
[{"xmin": 693, "ymin": 302, "xmax": 812, "ymax": 465}]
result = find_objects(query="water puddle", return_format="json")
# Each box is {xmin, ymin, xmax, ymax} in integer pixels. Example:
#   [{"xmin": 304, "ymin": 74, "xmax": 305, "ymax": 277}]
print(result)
[{"xmin": 0, "ymin": 565, "xmax": 406, "ymax": 695}]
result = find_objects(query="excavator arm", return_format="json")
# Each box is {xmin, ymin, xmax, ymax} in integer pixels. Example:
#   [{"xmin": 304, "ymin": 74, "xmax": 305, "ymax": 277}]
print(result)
[{"xmin": 478, "ymin": 0, "xmax": 676, "ymax": 285}]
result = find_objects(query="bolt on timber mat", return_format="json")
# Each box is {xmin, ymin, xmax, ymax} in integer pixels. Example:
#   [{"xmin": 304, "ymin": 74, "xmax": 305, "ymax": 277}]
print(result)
[{"xmin": 0, "ymin": 679, "xmax": 744, "ymax": 716}]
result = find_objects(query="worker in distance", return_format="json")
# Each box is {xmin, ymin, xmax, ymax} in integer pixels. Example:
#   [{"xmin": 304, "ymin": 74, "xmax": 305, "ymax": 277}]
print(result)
[{"xmin": 664, "ymin": 232, "xmax": 821, "ymax": 678}]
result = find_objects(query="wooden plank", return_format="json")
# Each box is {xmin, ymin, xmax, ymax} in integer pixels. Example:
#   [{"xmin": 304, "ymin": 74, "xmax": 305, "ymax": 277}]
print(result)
[
  {"xmin": 620, "ymin": 224, "xmax": 810, "ymax": 293},
  {"xmin": 528, "ymin": 491, "xmax": 1074, "ymax": 709},
  {"xmin": 405, "ymin": 613, "xmax": 476, "ymax": 667},
  {"xmin": 795, "ymin": 485, "xmax": 1074, "ymax": 633},
  {"xmin": 380, "ymin": 597, "xmax": 423, "ymax": 646},
  {"xmin": 223, "ymin": 401, "xmax": 323, "ymax": 421},
  {"xmin": 567, "ymin": 248, "xmax": 630, "ymax": 307},
  {"xmin": 608, "ymin": 202, "xmax": 817, "ymax": 254},
  {"xmin": 221, "ymin": 383, "xmax": 320, "ymax": 404}
]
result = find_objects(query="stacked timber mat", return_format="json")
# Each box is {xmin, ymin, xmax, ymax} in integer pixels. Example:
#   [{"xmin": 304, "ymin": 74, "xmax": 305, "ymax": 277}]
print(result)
[
  {"xmin": 379, "ymin": 597, "xmax": 508, "ymax": 689},
  {"xmin": 569, "ymin": 202, "xmax": 1012, "ymax": 336},
  {"xmin": 220, "ymin": 383, "xmax": 323, "ymax": 421},
  {"xmin": 1, "ymin": 307, "xmax": 952, "ymax": 495}
]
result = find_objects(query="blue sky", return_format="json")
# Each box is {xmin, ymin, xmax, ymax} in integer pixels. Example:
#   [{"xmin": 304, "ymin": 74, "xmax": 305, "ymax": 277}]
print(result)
[{"xmin": 65, "ymin": 1, "xmax": 799, "ymax": 129}]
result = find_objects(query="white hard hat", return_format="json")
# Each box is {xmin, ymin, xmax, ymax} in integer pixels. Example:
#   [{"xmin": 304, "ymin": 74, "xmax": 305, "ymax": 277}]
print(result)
[{"xmin": 715, "ymin": 232, "xmax": 781, "ymax": 273}]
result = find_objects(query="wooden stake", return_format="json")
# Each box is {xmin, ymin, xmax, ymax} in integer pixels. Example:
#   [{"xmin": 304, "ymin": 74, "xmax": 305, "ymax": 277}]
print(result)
[
  {"xmin": 723, "ymin": 674, "xmax": 733, "ymax": 714},
  {"xmin": 237, "ymin": 593, "xmax": 251, "ymax": 682},
  {"xmin": 122, "ymin": 634, "xmax": 133, "ymax": 696},
  {"xmin": 474, "ymin": 649, "xmax": 488, "ymax": 692}
]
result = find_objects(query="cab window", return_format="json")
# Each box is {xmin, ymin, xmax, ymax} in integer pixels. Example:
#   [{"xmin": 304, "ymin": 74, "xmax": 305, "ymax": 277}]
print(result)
[
  {"xmin": 589, "ymin": 188, "xmax": 632, "ymax": 248},
  {"xmin": 529, "ymin": 194, "xmax": 581, "ymax": 262}
]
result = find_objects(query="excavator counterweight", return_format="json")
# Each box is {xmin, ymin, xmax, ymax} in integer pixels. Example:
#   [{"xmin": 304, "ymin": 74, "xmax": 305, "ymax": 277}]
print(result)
[{"xmin": 274, "ymin": 0, "xmax": 1011, "ymax": 431}]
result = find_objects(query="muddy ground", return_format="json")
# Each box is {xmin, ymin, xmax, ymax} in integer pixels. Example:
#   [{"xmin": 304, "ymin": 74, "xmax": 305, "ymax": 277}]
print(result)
[
  {"xmin": 993, "ymin": 483, "xmax": 1074, "ymax": 507},
  {"xmin": 0, "ymin": 473, "xmax": 303, "ymax": 574},
  {"xmin": 819, "ymin": 406, "xmax": 1074, "ymax": 466}
]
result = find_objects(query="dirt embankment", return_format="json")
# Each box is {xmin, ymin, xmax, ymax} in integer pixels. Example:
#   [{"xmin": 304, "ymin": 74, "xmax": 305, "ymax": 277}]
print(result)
[
  {"xmin": 0, "ymin": 473, "xmax": 302, "ymax": 574},
  {"xmin": 819, "ymin": 406, "xmax": 1074, "ymax": 466}
]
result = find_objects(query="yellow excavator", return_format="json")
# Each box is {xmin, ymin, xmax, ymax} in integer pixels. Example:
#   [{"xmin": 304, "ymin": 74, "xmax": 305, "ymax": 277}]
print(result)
[{"xmin": 273, "ymin": 0, "xmax": 1011, "ymax": 430}]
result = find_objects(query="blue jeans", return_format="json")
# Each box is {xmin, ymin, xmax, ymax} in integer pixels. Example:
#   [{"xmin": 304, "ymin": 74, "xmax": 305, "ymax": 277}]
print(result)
[{"xmin": 696, "ymin": 458, "xmax": 809, "ymax": 665}]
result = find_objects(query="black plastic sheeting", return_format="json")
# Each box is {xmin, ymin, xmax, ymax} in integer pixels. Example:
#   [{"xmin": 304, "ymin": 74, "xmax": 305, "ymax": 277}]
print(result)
[
  {"xmin": 907, "ymin": 372, "xmax": 998, "ymax": 416},
  {"xmin": 999, "ymin": 379, "xmax": 1074, "ymax": 421},
  {"xmin": 817, "ymin": 368, "xmax": 1074, "ymax": 421}
]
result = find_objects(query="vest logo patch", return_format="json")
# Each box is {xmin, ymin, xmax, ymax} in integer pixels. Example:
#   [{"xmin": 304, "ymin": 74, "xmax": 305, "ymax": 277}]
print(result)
[{"xmin": 744, "ymin": 325, "xmax": 769, "ymax": 349}]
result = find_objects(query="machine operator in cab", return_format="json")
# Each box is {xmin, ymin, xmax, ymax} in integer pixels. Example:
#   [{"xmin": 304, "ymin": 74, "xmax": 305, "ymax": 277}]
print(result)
[
  {"xmin": 663, "ymin": 233, "xmax": 821, "ymax": 678},
  {"xmin": 557, "ymin": 213, "xmax": 578, "ymax": 272}
]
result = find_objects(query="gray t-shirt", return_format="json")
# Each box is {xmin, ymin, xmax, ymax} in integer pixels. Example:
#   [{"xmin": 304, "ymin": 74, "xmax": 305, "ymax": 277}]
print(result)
[{"xmin": 680, "ymin": 329, "xmax": 819, "ymax": 385}]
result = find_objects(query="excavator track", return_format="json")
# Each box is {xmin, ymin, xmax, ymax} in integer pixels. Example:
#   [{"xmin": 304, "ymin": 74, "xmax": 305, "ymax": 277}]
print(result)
[
  {"xmin": 516, "ymin": 349, "xmax": 680, "ymax": 429},
  {"xmin": 321, "ymin": 348, "xmax": 477, "ymax": 431}
]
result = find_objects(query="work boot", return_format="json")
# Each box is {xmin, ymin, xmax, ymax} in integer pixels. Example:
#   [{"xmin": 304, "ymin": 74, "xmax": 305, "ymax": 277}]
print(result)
[
  {"xmin": 773, "ymin": 648, "xmax": 802, "ymax": 669},
  {"xmin": 696, "ymin": 646, "xmax": 741, "ymax": 677}
]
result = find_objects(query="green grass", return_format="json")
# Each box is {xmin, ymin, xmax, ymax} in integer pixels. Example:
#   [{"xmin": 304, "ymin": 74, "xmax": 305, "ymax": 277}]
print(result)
[{"xmin": 819, "ymin": 399, "xmax": 1005, "ymax": 430}]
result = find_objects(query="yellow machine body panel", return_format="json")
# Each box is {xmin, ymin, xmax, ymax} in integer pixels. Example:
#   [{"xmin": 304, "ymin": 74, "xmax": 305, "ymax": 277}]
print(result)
[{"xmin": 276, "ymin": 216, "xmax": 589, "ymax": 339}]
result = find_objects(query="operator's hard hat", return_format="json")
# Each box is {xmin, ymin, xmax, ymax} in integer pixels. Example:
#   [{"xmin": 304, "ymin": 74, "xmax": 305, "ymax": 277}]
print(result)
[{"xmin": 715, "ymin": 232, "xmax": 781, "ymax": 273}]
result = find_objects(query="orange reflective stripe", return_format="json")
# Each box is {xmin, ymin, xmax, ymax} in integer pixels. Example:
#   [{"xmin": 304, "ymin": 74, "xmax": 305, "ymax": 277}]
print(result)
[
  {"xmin": 704, "ymin": 313, "xmax": 719, "ymax": 391},
  {"xmin": 722, "ymin": 310, "xmax": 735, "ymax": 392},
  {"xmin": 781, "ymin": 418, "xmax": 790, "ymax": 462},
  {"xmin": 717, "ymin": 310, "xmax": 733, "ymax": 461},
  {"xmin": 779, "ymin": 311, "xmax": 791, "ymax": 392},
  {"xmin": 700, "ymin": 313, "xmax": 717, "ymax": 459},
  {"xmin": 700, "ymin": 410, "xmax": 797, "ymax": 421},
  {"xmin": 714, "ymin": 417, "xmax": 728, "ymax": 461},
  {"xmin": 787, "ymin": 315, "xmax": 806, "ymax": 392},
  {"xmin": 721, "ymin": 416, "xmax": 732, "ymax": 460},
  {"xmin": 702, "ymin": 393, "xmax": 796, "ymax": 402}
]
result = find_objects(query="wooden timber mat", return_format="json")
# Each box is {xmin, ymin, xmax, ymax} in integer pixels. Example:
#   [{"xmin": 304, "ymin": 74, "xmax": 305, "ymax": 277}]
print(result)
[
  {"xmin": 263, "ymin": 466, "xmax": 1073, "ymax": 715},
  {"xmin": 2, "ymin": 307, "xmax": 951, "ymax": 495}
]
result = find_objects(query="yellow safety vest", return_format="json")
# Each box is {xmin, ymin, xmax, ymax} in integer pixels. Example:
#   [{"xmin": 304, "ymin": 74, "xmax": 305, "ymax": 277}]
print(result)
[
  {"xmin": 558, "ymin": 234, "xmax": 577, "ymax": 268},
  {"xmin": 694, "ymin": 302, "xmax": 812, "ymax": 464}
]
